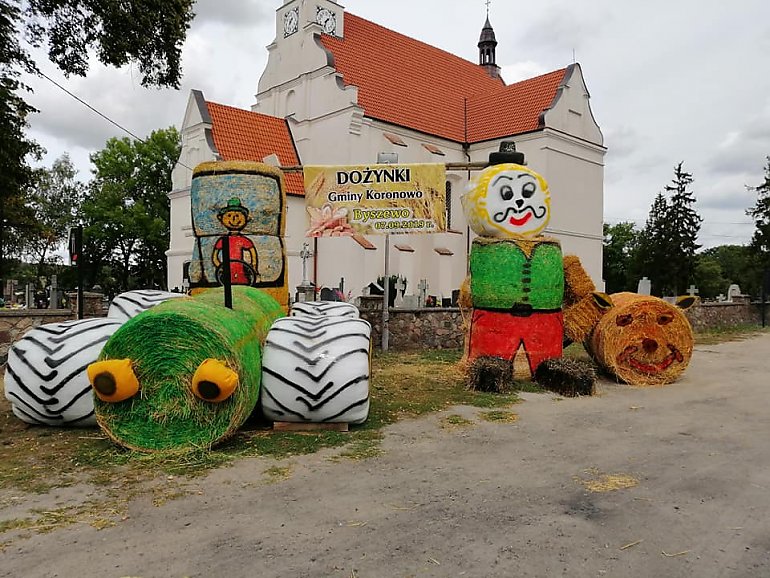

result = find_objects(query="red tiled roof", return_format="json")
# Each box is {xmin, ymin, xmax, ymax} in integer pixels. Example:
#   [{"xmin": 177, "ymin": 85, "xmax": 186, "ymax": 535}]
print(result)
[
  {"xmin": 206, "ymin": 101, "xmax": 304, "ymax": 195},
  {"xmin": 466, "ymin": 68, "xmax": 568, "ymax": 143},
  {"xmin": 320, "ymin": 13, "xmax": 566, "ymax": 143}
]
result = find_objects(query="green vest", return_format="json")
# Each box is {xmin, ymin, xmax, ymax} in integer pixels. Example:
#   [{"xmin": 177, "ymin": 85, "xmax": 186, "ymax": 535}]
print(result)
[{"xmin": 470, "ymin": 237, "xmax": 564, "ymax": 311}]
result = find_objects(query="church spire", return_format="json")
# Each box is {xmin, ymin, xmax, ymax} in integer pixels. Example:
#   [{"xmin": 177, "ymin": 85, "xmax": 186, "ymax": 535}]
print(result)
[{"xmin": 478, "ymin": 2, "xmax": 500, "ymax": 79}]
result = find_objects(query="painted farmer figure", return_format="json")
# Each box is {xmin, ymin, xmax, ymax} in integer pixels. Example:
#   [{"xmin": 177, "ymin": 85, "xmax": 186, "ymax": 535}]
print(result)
[
  {"xmin": 213, "ymin": 197, "xmax": 259, "ymax": 285},
  {"xmin": 461, "ymin": 145, "xmax": 563, "ymax": 386}
]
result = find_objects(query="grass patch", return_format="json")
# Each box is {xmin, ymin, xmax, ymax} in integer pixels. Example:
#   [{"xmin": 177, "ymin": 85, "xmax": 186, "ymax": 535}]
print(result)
[
  {"xmin": 331, "ymin": 432, "xmax": 384, "ymax": 461},
  {"xmin": 440, "ymin": 414, "xmax": 475, "ymax": 429},
  {"xmin": 694, "ymin": 324, "xmax": 769, "ymax": 345},
  {"xmin": 479, "ymin": 410, "xmax": 518, "ymax": 423},
  {"xmin": 263, "ymin": 465, "xmax": 293, "ymax": 483}
]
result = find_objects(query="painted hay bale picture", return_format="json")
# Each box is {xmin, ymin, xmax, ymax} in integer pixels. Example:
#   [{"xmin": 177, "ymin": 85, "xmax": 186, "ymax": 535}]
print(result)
[
  {"xmin": 4, "ymin": 318, "xmax": 123, "ymax": 426},
  {"xmin": 587, "ymin": 292, "xmax": 696, "ymax": 386},
  {"xmin": 89, "ymin": 286, "xmax": 284, "ymax": 452},
  {"xmin": 188, "ymin": 161, "xmax": 289, "ymax": 309},
  {"xmin": 260, "ymin": 315, "xmax": 371, "ymax": 424}
]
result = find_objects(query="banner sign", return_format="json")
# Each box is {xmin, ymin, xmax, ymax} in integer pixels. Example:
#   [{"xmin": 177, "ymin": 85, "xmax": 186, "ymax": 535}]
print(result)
[{"xmin": 303, "ymin": 163, "xmax": 447, "ymax": 236}]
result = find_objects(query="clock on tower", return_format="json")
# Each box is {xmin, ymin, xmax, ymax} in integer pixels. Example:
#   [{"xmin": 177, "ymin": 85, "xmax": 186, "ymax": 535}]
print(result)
[
  {"xmin": 316, "ymin": 6, "xmax": 337, "ymax": 35},
  {"xmin": 283, "ymin": 6, "xmax": 299, "ymax": 37}
]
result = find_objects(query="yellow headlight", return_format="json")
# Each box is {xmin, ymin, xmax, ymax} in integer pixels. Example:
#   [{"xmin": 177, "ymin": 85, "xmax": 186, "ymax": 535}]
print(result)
[
  {"xmin": 191, "ymin": 359, "xmax": 239, "ymax": 402},
  {"xmin": 87, "ymin": 359, "xmax": 140, "ymax": 403}
]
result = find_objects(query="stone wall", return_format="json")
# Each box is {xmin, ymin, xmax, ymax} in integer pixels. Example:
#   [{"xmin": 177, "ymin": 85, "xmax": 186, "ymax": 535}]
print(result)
[
  {"xmin": 684, "ymin": 299, "xmax": 769, "ymax": 331},
  {"xmin": 0, "ymin": 309, "xmax": 73, "ymax": 364},
  {"xmin": 361, "ymin": 300, "xmax": 770, "ymax": 351},
  {"xmin": 360, "ymin": 308, "xmax": 466, "ymax": 351}
]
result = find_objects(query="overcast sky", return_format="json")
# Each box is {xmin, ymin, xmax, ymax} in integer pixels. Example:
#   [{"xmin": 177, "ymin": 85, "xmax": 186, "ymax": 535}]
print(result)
[{"xmin": 21, "ymin": 0, "xmax": 770, "ymax": 248}]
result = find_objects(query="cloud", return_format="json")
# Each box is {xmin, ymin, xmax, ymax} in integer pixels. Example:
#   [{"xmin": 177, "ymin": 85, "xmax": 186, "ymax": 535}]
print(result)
[
  {"xmin": 499, "ymin": 61, "xmax": 548, "ymax": 84},
  {"xmin": 191, "ymin": 0, "xmax": 271, "ymax": 28},
  {"xmin": 710, "ymin": 103, "xmax": 770, "ymax": 177}
]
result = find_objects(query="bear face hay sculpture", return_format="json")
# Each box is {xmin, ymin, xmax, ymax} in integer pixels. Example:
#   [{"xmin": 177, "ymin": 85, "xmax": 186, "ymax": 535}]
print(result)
[
  {"xmin": 460, "ymin": 146, "xmax": 564, "ymax": 389},
  {"xmin": 88, "ymin": 286, "xmax": 284, "ymax": 451},
  {"xmin": 587, "ymin": 292, "xmax": 696, "ymax": 386}
]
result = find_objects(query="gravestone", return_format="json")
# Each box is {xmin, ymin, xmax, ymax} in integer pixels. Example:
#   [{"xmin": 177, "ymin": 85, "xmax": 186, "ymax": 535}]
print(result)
[
  {"xmin": 687, "ymin": 285, "xmax": 699, "ymax": 297},
  {"xmin": 727, "ymin": 284, "xmax": 741, "ymax": 302},
  {"xmin": 319, "ymin": 287, "xmax": 338, "ymax": 301},
  {"xmin": 393, "ymin": 277, "xmax": 406, "ymax": 308},
  {"xmin": 401, "ymin": 294, "xmax": 419, "ymax": 309},
  {"xmin": 637, "ymin": 277, "xmax": 651, "ymax": 295},
  {"xmin": 49, "ymin": 275, "xmax": 59, "ymax": 309},
  {"xmin": 25, "ymin": 283, "xmax": 34, "ymax": 309},
  {"xmin": 296, "ymin": 242, "xmax": 316, "ymax": 302},
  {"xmin": 418, "ymin": 279, "xmax": 429, "ymax": 307}
]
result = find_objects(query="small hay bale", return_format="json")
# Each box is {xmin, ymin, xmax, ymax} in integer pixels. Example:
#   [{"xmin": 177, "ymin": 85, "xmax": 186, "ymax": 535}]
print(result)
[
  {"xmin": 587, "ymin": 292, "xmax": 694, "ymax": 386},
  {"xmin": 467, "ymin": 356, "xmax": 513, "ymax": 393},
  {"xmin": 534, "ymin": 357, "xmax": 597, "ymax": 397}
]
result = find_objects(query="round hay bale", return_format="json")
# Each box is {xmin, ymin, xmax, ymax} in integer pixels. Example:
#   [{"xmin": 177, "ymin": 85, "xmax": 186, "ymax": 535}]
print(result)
[
  {"xmin": 587, "ymin": 292, "xmax": 694, "ymax": 386},
  {"xmin": 93, "ymin": 286, "xmax": 284, "ymax": 452}
]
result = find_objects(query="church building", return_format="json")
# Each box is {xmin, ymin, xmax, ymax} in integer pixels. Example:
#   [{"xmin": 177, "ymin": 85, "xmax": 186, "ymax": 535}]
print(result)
[{"xmin": 167, "ymin": 0, "xmax": 606, "ymax": 302}]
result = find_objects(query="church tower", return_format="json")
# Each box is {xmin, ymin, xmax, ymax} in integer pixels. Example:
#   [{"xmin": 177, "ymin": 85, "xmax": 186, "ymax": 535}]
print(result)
[{"xmin": 478, "ymin": 13, "xmax": 500, "ymax": 79}]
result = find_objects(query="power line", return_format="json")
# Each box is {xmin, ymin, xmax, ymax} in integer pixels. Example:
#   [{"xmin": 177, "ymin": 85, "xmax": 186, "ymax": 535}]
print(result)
[
  {"xmin": 37, "ymin": 71, "xmax": 195, "ymax": 172},
  {"xmin": 39, "ymin": 70, "xmax": 146, "ymax": 142}
]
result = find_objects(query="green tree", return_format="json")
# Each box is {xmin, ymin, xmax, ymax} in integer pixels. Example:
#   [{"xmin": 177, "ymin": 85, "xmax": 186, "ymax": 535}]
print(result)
[
  {"xmin": 24, "ymin": 154, "xmax": 85, "ymax": 277},
  {"xmin": 664, "ymin": 162, "xmax": 702, "ymax": 293},
  {"xmin": 0, "ymin": 0, "xmax": 42, "ymax": 282},
  {"xmin": 0, "ymin": 0, "xmax": 194, "ymax": 282},
  {"xmin": 637, "ymin": 163, "xmax": 702, "ymax": 295},
  {"xmin": 602, "ymin": 221, "xmax": 640, "ymax": 293},
  {"xmin": 696, "ymin": 244, "xmax": 761, "ymax": 299},
  {"xmin": 637, "ymin": 192, "xmax": 671, "ymax": 295},
  {"xmin": 692, "ymin": 254, "xmax": 726, "ymax": 299},
  {"xmin": 24, "ymin": 0, "xmax": 194, "ymax": 88},
  {"xmin": 747, "ymin": 157, "xmax": 770, "ymax": 276},
  {"xmin": 82, "ymin": 127, "xmax": 180, "ymax": 293}
]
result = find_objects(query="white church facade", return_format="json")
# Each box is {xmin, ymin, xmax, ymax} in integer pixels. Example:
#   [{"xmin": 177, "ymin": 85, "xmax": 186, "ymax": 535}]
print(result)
[{"xmin": 167, "ymin": 0, "xmax": 606, "ymax": 302}]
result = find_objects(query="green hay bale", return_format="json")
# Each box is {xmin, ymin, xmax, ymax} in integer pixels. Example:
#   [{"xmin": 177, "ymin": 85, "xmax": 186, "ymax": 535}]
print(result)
[
  {"xmin": 95, "ymin": 286, "xmax": 284, "ymax": 452},
  {"xmin": 469, "ymin": 237, "xmax": 563, "ymax": 310},
  {"xmin": 534, "ymin": 357, "xmax": 597, "ymax": 397}
]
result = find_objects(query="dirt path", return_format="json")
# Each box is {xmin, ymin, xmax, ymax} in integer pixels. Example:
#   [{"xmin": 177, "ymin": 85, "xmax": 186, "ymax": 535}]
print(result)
[{"xmin": 3, "ymin": 334, "xmax": 770, "ymax": 577}]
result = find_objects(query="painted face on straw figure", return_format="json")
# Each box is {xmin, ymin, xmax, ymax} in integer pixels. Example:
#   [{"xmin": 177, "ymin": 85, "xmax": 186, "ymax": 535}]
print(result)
[{"xmin": 462, "ymin": 164, "xmax": 551, "ymax": 238}]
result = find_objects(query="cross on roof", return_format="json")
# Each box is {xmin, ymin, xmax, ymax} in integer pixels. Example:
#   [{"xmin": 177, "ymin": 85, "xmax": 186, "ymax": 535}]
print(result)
[{"xmin": 485, "ymin": 0, "xmax": 491, "ymax": 16}]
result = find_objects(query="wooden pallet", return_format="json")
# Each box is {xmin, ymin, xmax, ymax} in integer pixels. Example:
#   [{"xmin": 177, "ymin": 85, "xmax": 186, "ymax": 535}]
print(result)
[{"xmin": 272, "ymin": 421, "xmax": 349, "ymax": 432}]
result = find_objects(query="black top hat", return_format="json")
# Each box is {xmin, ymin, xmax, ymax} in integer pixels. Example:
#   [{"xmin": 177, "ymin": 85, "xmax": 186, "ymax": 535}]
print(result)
[{"xmin": 489, "ymin": 140, "xmax": 526, "ymax": 165}]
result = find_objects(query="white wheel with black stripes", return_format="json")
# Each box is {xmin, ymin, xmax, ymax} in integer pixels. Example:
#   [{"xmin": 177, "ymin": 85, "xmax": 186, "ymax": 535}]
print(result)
[
  {"xmin": 260, "ymin": 315, "xmax": 371, "ymax": 424},
  {"xmin": 108, "ymin": 290, "xmax": 185, "ymax": 322},
  {"xmin": 4, "ymin": 318, "xmax": 123, "ymax": 426},
  {"xmin": 290, "ymin": 300, "xmax": 359, "ymax": 318}
]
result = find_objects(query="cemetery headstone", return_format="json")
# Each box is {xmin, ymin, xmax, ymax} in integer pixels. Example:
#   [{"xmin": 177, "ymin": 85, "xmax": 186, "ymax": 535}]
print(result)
[
  {"xmin": 637, "ymin": 277, "xmax": 651, "ymax": 295},
  {"xmin": 418, "ymin": 279, "xmax": 429, "ymax": 307}
]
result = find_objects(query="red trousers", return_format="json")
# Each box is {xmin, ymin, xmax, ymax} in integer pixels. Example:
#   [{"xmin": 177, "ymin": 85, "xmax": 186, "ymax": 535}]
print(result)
[{"xmin": 467, "ymin": 309, "xmax": 563, "ymax": 376}]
